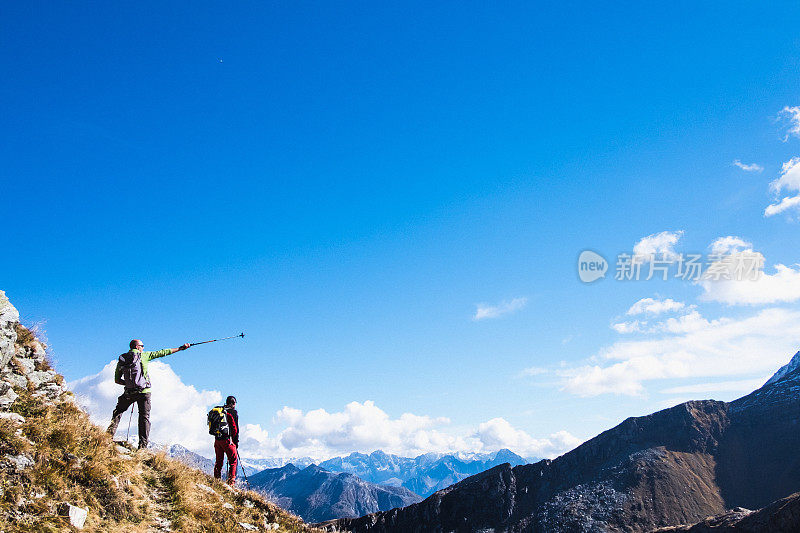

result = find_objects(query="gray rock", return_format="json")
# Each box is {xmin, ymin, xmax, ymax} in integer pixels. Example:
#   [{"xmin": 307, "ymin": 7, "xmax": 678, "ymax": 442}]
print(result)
[
  {"xmin": 239, "ymin": 523, "xmax": 258, "ymax": 531},
  {"xmin": 0, "ymin": 291, "xmax": 19, "ymax": 369},
  {"xmin": 15, "ymin": 357, "xmax": 35, "ymax": 374},
  {"xmin": 0, "ymin": 382, "xmax": 18, "ymax": 409},
  {"xmin": 1, "ymin": 372, "xmax": 27, "ymax": 390},
  {"xmin": 27, "ymin": 370, "xmax": 56, "ymax": 389},
  {"xmin": 58, "ymin": 502, "xmax": 88, "ymax": 529},
  {"xmin": 5, "ymin": 453, "xmax": 34, "ymax": 470},
  {"xmin": 33, "ymin": 382, "xmax": 64, "ymax": 400}
]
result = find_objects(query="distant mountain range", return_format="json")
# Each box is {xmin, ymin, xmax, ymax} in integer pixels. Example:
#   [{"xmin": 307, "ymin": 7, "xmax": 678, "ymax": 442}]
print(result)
[
  {"xmin": 327, "ymin": 351, "xmax": 800, "ymax": 532},
  {"xmin": 248, "ymin": 463, "xmax": 421, "ymax": 522},
  {"xmin": 164, "ymin": 444, "xmax": 314, "ymax": 478},
  {"xmin": 320, "ymin": 448, "xmax": 530, "ymax": 497},
  {"xmin": 166, "ymin": 445, "xmax": 533, "ymax": 521},
  {"xmin": 165, "ymin": 445, "xmax": 528, "ymax": 498}
]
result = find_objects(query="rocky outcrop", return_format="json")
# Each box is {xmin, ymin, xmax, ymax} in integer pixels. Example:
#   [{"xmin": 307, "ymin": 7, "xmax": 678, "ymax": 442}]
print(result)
[
  {"xmin": 0, "ymin": 291, "xmax": 67, "ymax": 408},
  {"xmin": 653, "ymin": 491, "xmax": 800, "ymax": 532},
  {"xmin": 327, "ymin": 357, "xmax": 800, "ymax": 532}
]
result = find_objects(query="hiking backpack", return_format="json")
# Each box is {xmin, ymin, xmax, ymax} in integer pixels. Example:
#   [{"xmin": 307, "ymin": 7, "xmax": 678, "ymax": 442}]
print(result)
[
  {"xmin": 118, "ymin": 351, "xmax": 150, "ymax": 392},
  {"xmin": 208, "ymin": 406, "xmax": 230, "ymax": 439}
]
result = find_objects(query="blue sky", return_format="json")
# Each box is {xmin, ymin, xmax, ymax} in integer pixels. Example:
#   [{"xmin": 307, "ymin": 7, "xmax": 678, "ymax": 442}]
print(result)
[{"xmin": 4, "ymin": 2, "xmax": 800, "ymax": 460}]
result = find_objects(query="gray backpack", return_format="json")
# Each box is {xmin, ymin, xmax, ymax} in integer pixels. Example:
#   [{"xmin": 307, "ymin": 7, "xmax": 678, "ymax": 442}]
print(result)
[{"xmin": 118, "ymin": 351, "xmax": 150, "ymax": 392}]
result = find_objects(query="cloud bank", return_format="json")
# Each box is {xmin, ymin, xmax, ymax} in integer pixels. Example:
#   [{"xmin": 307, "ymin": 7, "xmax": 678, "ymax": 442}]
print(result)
[{"xmin": 70, "ymin": 363, "xmax": 578, "ymax": 461}]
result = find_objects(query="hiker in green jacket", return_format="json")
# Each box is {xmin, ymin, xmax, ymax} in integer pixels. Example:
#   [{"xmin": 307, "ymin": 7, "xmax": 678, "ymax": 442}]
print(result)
[{"xmin": 106, "ymin": 339, "xmax": 190, "ymax": 449}]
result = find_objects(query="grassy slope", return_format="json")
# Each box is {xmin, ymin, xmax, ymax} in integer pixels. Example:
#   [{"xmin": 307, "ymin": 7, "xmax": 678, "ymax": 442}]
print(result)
[{"xmin": 0, "ymin": 326, "xmax": 323, "ymax": 533}]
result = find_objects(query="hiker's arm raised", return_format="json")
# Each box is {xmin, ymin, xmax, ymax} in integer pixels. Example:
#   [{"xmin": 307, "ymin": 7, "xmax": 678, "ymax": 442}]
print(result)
[{"xmin": 145, "ymin": 344, "xmax": 190, "ymax": 360}]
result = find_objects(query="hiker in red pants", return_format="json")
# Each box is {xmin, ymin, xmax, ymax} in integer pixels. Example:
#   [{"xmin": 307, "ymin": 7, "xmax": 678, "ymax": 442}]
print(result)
[{"xmin": 210, "ymin": 395, "xmax": 240, "ymax": 485}]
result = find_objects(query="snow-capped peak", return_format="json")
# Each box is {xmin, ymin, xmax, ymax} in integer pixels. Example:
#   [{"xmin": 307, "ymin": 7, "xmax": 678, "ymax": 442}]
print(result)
[{"xmin": 764, "ymin": 350, "xmax": 800, "ymax": 387}]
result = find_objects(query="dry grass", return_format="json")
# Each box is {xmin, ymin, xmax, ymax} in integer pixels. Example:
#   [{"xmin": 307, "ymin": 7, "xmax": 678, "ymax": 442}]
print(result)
[{"xmin": 14, "ymin": 323, "xmax": 38, "ymax": 351}]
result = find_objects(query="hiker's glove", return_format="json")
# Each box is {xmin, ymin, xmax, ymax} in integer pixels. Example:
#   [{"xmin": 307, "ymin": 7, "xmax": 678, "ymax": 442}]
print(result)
[{"xmin": 179, "ymin": 343, "xmax": 190, "ymax": 350}]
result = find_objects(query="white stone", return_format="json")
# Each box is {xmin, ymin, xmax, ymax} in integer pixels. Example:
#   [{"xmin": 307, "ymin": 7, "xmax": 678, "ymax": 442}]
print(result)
[
  {"xmin": 223, "ymin": 502, "xmax": 235, "ymax": 510},
  {"xmin": 243, "ymin": 499, "xmax": 255, "ymax": 508},
  {"xmin": 0, "ymin": 412, "xmax": 24, "ymax": 424},
  {"xmin": 5, "ymin": 454, "xmax": 33, "ymax": 470},
  {"xmin": 60, "ymin": 503, "xmax": 88, "ymax": 529},
  {"xmin": 238, "ymin": 523, "xmax": 258, "ymax": 531}
]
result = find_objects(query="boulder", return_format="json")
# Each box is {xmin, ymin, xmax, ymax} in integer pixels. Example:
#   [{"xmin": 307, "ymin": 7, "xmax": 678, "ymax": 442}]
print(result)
[
  {"xmin": 27, "ymin": 369, "xmax": 57, "ymax": 389},
  {"xmin": 33, "ymin": 382, "xmax": 64, "ymax": 400},
  {"xmin": 0, "ymin": 291, "xmax": 19, "ymax": 369},
  {"xmin": 15, "ymin": 357, "xmax": 35, "ymax": 374},
  {"xmin": 1, "ymin": 372, "xmax": 27, "ymax": 390},
  {"xmin": 0, "ymin": 382, "xmax": 18, "ymax": 410}
]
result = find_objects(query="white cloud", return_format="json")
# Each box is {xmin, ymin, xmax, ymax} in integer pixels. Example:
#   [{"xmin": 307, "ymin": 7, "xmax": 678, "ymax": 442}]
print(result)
[
  {"xmin": 558, "ymin": 307, "xmax": 800, "ymax": 397},
  {"xmin": 632, "ymin": 231, "xmax": 684, "ymax": 262},
  {"xmin": 765, "ymin": 158, "xmax": 800, "ymax": 216},
  {"xmin": 733, "ymin": 160, "xmax": 763, "ymax": 172},
  {"xmin": 660, "ymin": 377, "xmax": 767, "ymax": 395},
  {"xmin": 520, "ymin": 366, "xmax": 548, "ymax": 377},
  {"xmin": 70, "ymin": 364, "xmax": 576, "ymax": 461},
  {"xmin": 699, "ymin": 263, "xmax": 800, "ymax": 305},
  {"xmin": 626, "ymin": 297, "xmax": 685, "ymax": 316},
  {"xmin": 709, "ymin": 236, "xmax": 752, "ymax": 255},
  {"xmin": 243, "ymin": 401, "xmax": 578, "ymax": 461},
  {"xmin": 612, "ymin": 320, "xmax": 645, "ymax": 334},
  {"xmin": 780, "ymin": 106, "xmax": 800, "ymax": 140},
  {"xmin": 69, "ymin": 361, "xmax": 222, "ymax": 455},
  {"xmin": 694, "ymin": 237, "xmax": 800, "ymax": 305},
  {"xmin": 472, "ymin": 419, "xmax": 581, "ymax": 459},
  {"xmin": 765, "ymin": 195, "xmax": 800, "ymax": 217},
  {"xmin": 473, "ymin": 297, "xmax": 528, "ymax": 321}
]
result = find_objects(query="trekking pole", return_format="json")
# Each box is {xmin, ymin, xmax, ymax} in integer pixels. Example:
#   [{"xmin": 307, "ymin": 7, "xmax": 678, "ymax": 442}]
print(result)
[
  {"xmin": 189, "ymin": 333, "xmax": 245, "ymax": 347},
  {"xmin": 126, "ymin": 404, "xmax": 137, "ymax": 444},
  {"xmin": 236, "ymin": 448, "xmax": 249, "ymax": 486}
]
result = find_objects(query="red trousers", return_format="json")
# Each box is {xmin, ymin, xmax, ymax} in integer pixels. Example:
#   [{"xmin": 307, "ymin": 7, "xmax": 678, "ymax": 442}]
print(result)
[{"xmin": 214, "ymin": 439, "xmax": 237, "ymax": 484}]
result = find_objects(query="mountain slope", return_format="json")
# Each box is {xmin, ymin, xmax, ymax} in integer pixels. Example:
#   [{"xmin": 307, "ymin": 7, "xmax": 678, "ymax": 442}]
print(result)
[
  {"xmin": 653, "ymin": 491, "xmax": 800, "ymax": 532},
  {"xmin": 0, "ymin": 290, "xmax": 319, "ymax": 532},
  {"xmin": 249, "ymin": 463, "xmax": 421, "ymax": 522},
  {"xmin": 327, "ymin": 353, "xmax": 800, "ymax": 532}
]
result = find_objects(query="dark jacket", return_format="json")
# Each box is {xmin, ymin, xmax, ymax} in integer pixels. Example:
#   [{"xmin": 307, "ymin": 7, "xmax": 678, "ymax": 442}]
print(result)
[{"xmin": 223, "ymin": 408, "xmax": 239, "ymax": 447}]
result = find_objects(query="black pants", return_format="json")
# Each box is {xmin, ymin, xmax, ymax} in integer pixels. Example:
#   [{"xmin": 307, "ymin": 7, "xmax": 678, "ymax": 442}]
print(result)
[{"xmin": 106, "ymin": 391, "xmax": 152, "ymax": 448}]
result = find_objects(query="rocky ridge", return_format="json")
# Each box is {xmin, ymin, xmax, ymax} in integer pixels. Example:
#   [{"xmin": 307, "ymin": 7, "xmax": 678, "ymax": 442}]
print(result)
[{"xmin": 327, "ymin": 357, "xmax": 800, "ymax": 532}]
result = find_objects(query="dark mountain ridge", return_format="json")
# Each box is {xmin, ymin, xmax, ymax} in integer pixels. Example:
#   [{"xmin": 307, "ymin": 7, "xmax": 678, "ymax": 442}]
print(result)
[
  {"xmin": 327, "ymin": 352, "xmax": 800, "ymax": 532},
  {"xmin": 249, "ymin": 462, "xmax": 421, "ymax": 522}
]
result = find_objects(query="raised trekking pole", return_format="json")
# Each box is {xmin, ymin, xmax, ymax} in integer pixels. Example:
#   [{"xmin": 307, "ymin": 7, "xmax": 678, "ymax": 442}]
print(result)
[{"xmin": 189, "ymin": 333, "xmax": 245, "ymax": 347}]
